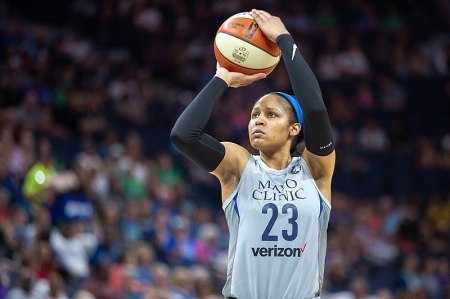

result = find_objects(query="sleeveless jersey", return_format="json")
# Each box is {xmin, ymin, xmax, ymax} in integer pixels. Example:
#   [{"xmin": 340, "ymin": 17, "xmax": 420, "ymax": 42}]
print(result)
[{"xmin": 222, "ymin": 155, "xmax": 331, "ymax": 299}]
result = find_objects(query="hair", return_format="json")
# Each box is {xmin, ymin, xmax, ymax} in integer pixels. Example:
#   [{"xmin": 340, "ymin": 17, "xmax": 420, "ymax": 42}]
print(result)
[{"xmin": 253, "ymin": 95, "xmax": 305, "ymax": 156}]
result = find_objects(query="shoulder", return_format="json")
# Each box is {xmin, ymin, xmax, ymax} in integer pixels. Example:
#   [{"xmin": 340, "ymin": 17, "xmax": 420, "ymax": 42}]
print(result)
[
  {"xmin": 302, "ymin": 149, "xmax": 335, "ymax": 178},
  {"xmin": 212, "ymin": 142, "xmax": 251, "ymax": 178},
  {"xmin": 211, "ymin": 142, "xmax": 252, "ymax": 201},
  {"xmin": 220, "ymin": 141, "xmax": 251, "ymax": 161},
  {"xmin": 301, "ymin": 149, "xmax": 335, "ymax": 200}
]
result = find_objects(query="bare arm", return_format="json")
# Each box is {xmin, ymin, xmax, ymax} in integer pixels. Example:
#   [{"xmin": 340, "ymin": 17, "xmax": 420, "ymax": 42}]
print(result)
[{"xmin": 211, "ymin": 142, "xmax": 251, "ymax": 202}]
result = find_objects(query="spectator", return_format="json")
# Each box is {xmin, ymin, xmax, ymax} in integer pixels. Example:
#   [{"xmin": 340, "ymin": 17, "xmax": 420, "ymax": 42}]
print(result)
[
  {"xmin": 166, "ymin": 216, "xmax": 197, "ymax": 267},
  {"xmin": 171, "ymin": 267, "xmax": 196, "ymax": 299},
  {"xmin": 80, "ymin": 264, "xmax": 122, "ymax": 299},
  {"xmin": 357, "ymin": 118, "xmax": 389, "ymax": 152},
  {"xmin": 336, "ymin": 37, "xmax": 370, "ymax": 79},
  {"xmin": 150, "ymin": 262, "xmax": 174, "ymax": 299},
  {"xmin": 22, "ymin": 138, "xmax": 57, "ymax": 207},
  {"xmin": 50, "ymin": 220, "xmax": 98, "ymax": 295},
  {"xmin": 32, "ymin": 272, "xmax": 69, "ymax": 299},
  {"xmin": 118, "ymin": 132, "xmax": 150, "ymax": 201},
  {"xmin": 6, "ymin": 267, "xmax": 35, "ymax": 299}
]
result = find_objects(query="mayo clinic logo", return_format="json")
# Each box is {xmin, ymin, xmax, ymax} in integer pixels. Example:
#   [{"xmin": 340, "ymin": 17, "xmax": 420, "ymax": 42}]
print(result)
[{"xmin": 252, "ymin": 179, "xmax": 306, "ymax": 201}]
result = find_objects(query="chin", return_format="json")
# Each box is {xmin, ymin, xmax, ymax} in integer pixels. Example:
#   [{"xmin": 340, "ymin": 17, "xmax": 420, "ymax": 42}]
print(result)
[
  {"xmin": 250, "ymin": 140, "xmax": 265, "ymax": 152},
  {"xmin": 250, "ymin": 142, "xmax": 260, "ymax": 151}
]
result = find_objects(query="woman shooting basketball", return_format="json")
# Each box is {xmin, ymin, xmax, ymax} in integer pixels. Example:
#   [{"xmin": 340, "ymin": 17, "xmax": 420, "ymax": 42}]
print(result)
[{"xmin": 171, "ymin": 9, "xmax": 335, "ymax": 299}]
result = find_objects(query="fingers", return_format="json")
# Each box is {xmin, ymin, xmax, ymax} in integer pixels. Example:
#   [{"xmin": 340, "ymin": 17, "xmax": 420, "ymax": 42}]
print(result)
[
  {"xmin": 250, "ymin": 73, "xmax": 267, "ymax": 81},
  {"xmin": 228, "ymin": 72, "xmax": 267, "ymax": 88},
  {"xmin": 250, "ymin": 9, "xmax": 271, "ymax": 21},
  {"xmin": 241, "ymin": 73, "xmax": 267, "ymax": 86}
]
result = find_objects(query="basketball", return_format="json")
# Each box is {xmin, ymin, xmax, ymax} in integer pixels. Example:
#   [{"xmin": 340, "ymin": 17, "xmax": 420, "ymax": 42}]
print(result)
[{"xmin": 214, "ymin": 12, "xmax": 281, "ymax": 75}]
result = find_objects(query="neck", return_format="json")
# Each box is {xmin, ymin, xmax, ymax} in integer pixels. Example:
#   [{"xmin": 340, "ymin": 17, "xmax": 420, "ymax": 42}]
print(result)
[{"xmin": 259, "ymin": 151, "xmax": 292, "ymax": 170}]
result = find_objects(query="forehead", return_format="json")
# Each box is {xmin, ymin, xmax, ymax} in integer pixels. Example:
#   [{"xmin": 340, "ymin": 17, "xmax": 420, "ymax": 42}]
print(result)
[{"xmin": 253, "ymin": 94, "xmax": 285, "ymax": 109}]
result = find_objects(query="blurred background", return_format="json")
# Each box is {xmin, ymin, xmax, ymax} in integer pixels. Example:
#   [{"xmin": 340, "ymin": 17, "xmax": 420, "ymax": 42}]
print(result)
[{"xmin": 0, "ymin": 0, "xmax": 449, "ymax": 298}]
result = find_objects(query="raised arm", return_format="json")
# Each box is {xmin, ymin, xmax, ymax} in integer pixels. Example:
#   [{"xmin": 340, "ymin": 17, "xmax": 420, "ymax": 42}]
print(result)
[
  {"xmin": 170, "ymin": 67, "xmax": 265, "ymax": 173},
  {"xmin": 170, "ymin": 76, "xmax": 228, "ymax": 172},
  {"xmin": 251, "ymin": 9, "xmax": 335, "ymax": 196},
  {"xmin": 171, "ymin": 68, "xmax": 265, "ymax": 201}
]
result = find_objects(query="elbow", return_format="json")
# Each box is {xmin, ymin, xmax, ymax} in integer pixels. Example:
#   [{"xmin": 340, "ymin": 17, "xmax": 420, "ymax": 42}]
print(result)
[
  {"xmin": 170, "ymin": 125, "xmax": 197, "ymax": 150},
  {"xmin": 170, "ymin": 127, "xmax": 184, "ymax": 149}
]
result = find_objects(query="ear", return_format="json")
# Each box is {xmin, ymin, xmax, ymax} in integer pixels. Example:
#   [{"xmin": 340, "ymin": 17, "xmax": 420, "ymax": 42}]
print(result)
[{"xmin": 289, "ymin": 123, "xmax": 301, "ymax": 137}]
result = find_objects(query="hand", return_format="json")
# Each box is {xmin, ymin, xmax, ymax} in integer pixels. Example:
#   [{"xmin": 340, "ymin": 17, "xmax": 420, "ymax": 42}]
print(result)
[
  {"xmin": 215, "ymin": 63, "xmax": 266, "ymax": 88},
  {"xmin": 249, "ymin": 9, "xmax": 290, "ymax": 42}
]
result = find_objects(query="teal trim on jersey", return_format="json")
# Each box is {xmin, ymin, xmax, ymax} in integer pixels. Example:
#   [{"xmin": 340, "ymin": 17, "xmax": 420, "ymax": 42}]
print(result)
[
  {"xmin": 318, "ymin": 192, "xmax": 323, "ymax": 217},
  {"xmin": 233, "ymin": 192, "xmax": 240, "ymax": 219}
]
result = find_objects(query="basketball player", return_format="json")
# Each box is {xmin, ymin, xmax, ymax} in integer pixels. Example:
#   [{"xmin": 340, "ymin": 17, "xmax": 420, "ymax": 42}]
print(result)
[{"xmin": 171, "ymin": 9, "xmax": 335, "ymax": 299}]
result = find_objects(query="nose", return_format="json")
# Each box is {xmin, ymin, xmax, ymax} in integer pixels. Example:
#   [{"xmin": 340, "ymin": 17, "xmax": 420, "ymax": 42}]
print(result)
[{"xmin": 254, "ymin": 115, "xmax": 265, "ymax": 125}]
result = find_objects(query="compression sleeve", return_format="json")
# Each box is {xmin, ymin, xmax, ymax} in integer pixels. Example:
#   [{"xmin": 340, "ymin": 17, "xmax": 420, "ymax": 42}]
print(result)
[
  {"xmin": 170, "ymin": 76, "xmax": 227, "ymax": 172},
  {"xmin": 276, "ymin": 34, "xmax": 335, "ymax": 156}
]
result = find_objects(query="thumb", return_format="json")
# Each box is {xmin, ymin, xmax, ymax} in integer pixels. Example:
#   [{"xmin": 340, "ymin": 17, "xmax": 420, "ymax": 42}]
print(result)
[
  {"xmin": 235, "ymin": 72, "xmax": 267, "ymax": 87},
  {"xmin": 249, "ymin": 73, "xmax": 267, "ymax": 81}
]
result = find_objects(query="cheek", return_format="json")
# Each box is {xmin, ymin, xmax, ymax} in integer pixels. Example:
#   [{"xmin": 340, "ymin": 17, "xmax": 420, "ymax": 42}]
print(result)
[
  {"xmin": 273, "ymin": 123, "xmax": 290, "ymax": 139},
  {"xmin": 248, "ymin": 120, "xmax": 254, "ymax": 131}
]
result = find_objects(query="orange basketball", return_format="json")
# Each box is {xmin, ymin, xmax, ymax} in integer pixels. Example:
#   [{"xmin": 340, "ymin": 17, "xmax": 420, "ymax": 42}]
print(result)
[{"xmin": 214, "ymin": 12, "xmax": 281, "ymax": 75}]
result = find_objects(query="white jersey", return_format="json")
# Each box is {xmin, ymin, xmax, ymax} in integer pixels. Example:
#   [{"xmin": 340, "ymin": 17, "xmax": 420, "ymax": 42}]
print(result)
[{"xmin": 222, "ymin": 155, "xmax": 331, "ymax": 299}]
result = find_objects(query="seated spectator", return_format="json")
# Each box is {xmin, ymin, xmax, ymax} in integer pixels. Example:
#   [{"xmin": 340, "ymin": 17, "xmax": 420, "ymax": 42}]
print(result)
[
  {"xmin": 80, "ymin": 265, "xmax": 122, "ymax": 299},
  {"xmin": 6, "ymin": 267, "xmax": 35, "ymax": 299},
  {"xmin": 336, "ymin": 37, "xmax": 370, "ymax": 79},
  {"xmin": 22, "ymin": 139, "xmax": 57, "ymax": 208},
  {"xmin": 32, "ymin": 272, "xmax": 69, "ymax": 299},
  {"xmin": 357, "ymin": 118, "xmax": 389, "ymax": 152},
  {"xmin": 50, "ymin": 220, "xmax": 98, "ymax": 295}
]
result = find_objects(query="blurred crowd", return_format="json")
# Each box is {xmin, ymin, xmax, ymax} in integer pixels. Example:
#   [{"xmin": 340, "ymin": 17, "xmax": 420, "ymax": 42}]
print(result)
[{"xmin": 0, "ymin": 0, "xmax": 449, "ymax": 298}]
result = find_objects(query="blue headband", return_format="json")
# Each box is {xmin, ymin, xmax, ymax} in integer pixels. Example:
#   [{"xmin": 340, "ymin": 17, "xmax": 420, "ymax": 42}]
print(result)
[{"xmin": 272, "ymin": 92, "xmax": 304, "ymax": 126}]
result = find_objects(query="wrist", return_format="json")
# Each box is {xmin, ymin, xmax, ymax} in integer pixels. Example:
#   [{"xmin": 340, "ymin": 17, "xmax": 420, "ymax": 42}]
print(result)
[
  {"xmin": 214, "ymin": 72, "xmax": 231, "ymax": 87},
  {"xmin": 212, "ymin": 75, "xmax": 230, "ymax": 90},
  {"xmin": 276, "ymin": 34, "xmax": 293, "ymax": 45}
]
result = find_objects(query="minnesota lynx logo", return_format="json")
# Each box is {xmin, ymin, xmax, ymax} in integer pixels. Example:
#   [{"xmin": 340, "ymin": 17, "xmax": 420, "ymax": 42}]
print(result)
[{"xmin": 232, "ymin": 46, "xmax": 249, "ymax": 63}]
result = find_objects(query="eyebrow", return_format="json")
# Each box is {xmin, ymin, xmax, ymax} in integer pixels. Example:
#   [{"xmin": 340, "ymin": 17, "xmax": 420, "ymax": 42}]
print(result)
[
  {"xmin": 252, "ymin": 105, "xmax": 283, "ymax": 111},
  {"xmin": 265, "ymin": 106, "xmax": 282, "ymax": 111}
]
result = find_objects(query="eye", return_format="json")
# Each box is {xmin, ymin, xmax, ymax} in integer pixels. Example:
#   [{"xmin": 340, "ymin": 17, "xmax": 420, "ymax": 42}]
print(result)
[
  {"xmin": 267, "ymin": 112, "xmax": 277, "ymax": 118},
  {"xmin": 251, "ymin": 112, "xmax": 260, "ymax": 119}
]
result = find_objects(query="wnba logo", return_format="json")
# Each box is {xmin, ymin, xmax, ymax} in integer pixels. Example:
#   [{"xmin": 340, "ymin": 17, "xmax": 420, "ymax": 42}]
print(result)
[{"xmin": 245, "ymin": 22, "xmax": 258, "ymax": 39}]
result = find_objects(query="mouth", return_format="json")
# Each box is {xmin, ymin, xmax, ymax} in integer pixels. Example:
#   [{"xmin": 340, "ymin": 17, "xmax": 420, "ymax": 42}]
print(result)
[{"xmin": 252, "ymin": 129, "xmax": 265, "ymax": 137}]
